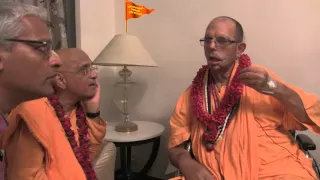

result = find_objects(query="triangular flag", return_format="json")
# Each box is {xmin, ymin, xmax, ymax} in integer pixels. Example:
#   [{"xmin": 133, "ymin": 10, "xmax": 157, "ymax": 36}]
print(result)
[{"xmin": 126, "ymin": 1, "xmax": 155, "ymax": 20}]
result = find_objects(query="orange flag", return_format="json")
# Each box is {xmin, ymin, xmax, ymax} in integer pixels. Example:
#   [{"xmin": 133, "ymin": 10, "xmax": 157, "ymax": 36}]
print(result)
[{"xmin": 126, "ymin": 1, "xmax": 155, "ymax": 20}]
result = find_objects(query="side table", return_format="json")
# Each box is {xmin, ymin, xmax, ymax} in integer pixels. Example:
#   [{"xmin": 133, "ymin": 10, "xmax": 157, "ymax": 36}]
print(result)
[{"xmin": 104, "ymin": 121, "xmax": 165, "ymax": 180}]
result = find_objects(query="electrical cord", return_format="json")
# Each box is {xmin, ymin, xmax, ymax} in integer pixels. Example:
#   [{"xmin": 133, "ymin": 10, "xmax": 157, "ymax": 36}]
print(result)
[{"xmin": 255, "ymin": 119, "xmax": 318, "ymax": 180}]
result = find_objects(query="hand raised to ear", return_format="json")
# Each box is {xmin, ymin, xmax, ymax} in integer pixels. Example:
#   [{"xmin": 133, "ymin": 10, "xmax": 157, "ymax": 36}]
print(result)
[{"xmin": 83, "ymin": 83, "xmax": 100, "ymax": 113}]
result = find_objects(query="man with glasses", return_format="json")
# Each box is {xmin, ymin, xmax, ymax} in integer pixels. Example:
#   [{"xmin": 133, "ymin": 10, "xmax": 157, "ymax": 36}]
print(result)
[
  {"xmin": 0, "ymin": 2, "xmax": 61, "ymax": 178},
  {"xmin": 168, "ymin": 16, "xmax": 320, "ymax": 180},
  {"xmin": 0, "ymin": 2, "xmax": 61, "ymax": 127},
  {"xmin": 3, "ymin": 48, "xmax": 110, "ymax": 180}
]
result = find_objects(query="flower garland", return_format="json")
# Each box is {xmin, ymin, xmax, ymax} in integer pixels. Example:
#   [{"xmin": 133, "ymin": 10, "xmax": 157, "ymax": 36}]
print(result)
[
  {"xmin": 48, "ymin": 96, "xmax": 97, "ymax": 180},
  {"xmin": 191, "ymin": 54, "xmax": 252, "ymax": 151}
]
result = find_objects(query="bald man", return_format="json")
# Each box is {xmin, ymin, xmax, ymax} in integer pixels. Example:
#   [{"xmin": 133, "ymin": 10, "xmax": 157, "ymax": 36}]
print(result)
[
  {"xmin": 168, "ymin": 16, "xmax": 320, "ymax": 180},
  {"xmin": 3, "ymin": 48, "xmax": 107, "ymax": 180}
]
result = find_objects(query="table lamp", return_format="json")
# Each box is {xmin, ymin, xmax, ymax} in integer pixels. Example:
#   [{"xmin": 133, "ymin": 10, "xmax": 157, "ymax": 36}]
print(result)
[{"xmin": 93, "ymin": 34, "xmax": 157, "ymax": 132}]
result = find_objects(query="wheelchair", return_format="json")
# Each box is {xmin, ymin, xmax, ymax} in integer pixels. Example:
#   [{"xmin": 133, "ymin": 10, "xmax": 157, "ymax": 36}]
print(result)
[
  {"xmin": 174, "ymin": 130, "xmax": 320, "ymax": 179},
  {"xmin": 291, "ymin": 130, "xmax": 320, "ymax": 179}
]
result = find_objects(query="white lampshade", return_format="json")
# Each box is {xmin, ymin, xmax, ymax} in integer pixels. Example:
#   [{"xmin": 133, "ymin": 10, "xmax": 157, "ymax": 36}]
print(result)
[{"xmin": 93, "ymin": 34, "xmax": 157, "ymax": 67}]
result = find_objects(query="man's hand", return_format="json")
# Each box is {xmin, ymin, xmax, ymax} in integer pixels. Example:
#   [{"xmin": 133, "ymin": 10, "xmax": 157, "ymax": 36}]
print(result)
[
  {"xmin": 83, "ymin": 83, "xmax": 100, "ymax": 113},
  {"xmin": 238, "ymin": 67, "xmax": 273, "ymax": 94},
  {"xmin": 179, "ymin": 157, "xmax": 214, "ymax": 180}
]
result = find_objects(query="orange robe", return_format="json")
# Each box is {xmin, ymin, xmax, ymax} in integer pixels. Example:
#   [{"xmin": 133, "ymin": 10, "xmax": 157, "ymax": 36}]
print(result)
[
  {"xmin": 169, "ymin": 63, "xmax": 320, "ymax": 180},
  {"xmin": 2, "ymin": 98, "xmax": 107, "ymax": 180}
]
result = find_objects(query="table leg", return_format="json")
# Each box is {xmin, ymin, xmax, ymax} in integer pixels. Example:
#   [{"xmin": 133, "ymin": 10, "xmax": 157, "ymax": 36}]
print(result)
[
  {"xmin": 140, "ymin": 137, "xmax": 160, "ymax": 175},
  {"xmin": 115, "ymin": 137, "xmax": 163, "ymax": 180},
  {"xmin": 120, "ymin": 146, "xmax": 132, "ymax": 180}
]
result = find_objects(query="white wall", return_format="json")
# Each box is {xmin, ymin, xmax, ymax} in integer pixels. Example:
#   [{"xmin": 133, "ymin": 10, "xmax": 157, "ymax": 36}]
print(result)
[
  {"xmin": 77, "ymin": 0, "xmax": 320, "ymax": 178},
  {"xmin": 75, "ymin": 0, "xmax": 115, "ymax": 60}
]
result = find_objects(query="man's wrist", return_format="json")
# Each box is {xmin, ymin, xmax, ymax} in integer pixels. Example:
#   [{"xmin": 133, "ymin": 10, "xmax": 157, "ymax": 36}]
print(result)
[
  {"xmin": 260, "ymin": 76, "xmax": 281, "ymax": 96},
  {"xmin": 271, "ymin": 80, "xmax": 287, "ymax": 99},
  {"xmin": 86, "ymin": 111, "xmax": 100, "ymax": 118}
]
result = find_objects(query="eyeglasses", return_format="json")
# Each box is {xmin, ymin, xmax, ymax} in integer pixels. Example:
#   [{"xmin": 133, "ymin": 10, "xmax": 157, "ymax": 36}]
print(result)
[
  {"xmin": 199, "ymin": 37, "xmax": 240, "ymax": 47},
  {"xmin": 61, "ymin": 65, "xmax": 98, "ymax": 76},
  {"xmin": 5, "ymin": 39, "xmax": 52, "ymax": 58},
  {"xmin": 81, "ymin": 66, "xmax": 98, "ymax": 75}
]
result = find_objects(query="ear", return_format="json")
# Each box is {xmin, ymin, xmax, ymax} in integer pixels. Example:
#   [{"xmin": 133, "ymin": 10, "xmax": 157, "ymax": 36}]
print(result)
[
  {"xmin": 0, "ymin": 56, "xmax": 4, "ymax": 71},
  {"xmin": 0, "ymin": 50, "xmax": 7, "ymax": 71},
  {"xmin": 55, "ymin": 73, "xmax": 66, "ymax": 89},
  {"xmin": 237, "ymin": 42, "xmax": 246, "ymax": 56}
]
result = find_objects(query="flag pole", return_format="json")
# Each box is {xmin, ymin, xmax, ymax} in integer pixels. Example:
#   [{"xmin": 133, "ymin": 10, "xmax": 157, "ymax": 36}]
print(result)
[{"xmin": 125, "ymin": 0, "xmax": 128, "ymax": 33}]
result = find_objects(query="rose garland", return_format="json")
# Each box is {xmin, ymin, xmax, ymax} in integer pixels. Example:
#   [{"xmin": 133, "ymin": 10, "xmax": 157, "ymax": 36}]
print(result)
[
  {"xmin": 49, "ymin": 96, "xmax": 97, "ymax": 180},
  {"xmin": 190, "ymin": 54, "xmax": 252, "ymax": 151}
]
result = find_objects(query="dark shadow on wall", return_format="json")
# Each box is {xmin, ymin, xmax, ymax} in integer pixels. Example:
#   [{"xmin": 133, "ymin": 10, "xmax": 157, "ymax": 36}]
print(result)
[{"xmin": 63, "ymin": 0, "xmax": 76, "ymax": 48}]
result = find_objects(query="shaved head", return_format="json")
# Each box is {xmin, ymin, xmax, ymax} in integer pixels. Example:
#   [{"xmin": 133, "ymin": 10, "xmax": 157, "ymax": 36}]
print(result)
[
  {"xmin": 203, "ymin": 16, "xmax": 246, "ymax": 73},
  {"xmin": 208, "ymin": 16, "xmax": 244, "ymax": 42},
  {"xmin": 54, "ymin": 48, "xmax": 97, "ymax": 100},
  {"xmin": 56, "ymin": 48, "xmax": 91, "ymax": 71}
]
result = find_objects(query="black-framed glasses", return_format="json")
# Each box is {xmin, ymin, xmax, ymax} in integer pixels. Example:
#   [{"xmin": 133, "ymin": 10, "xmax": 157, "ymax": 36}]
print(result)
[
  {"xmin": 5, "ymin": 39, "xmax": 52, "ymax": 58},
  {"xmin": 61, "ymin": 65, "xmax": 98, "ymax": 76},
  {"xmin": 199, "ymin": 37, "xmax": 240, "ymax": 47}
]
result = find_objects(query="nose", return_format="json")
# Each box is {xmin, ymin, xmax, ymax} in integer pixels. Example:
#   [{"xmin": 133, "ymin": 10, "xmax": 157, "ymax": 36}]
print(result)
[
  {"xmin": 49, "ymin": 50, "xmax": 62, "ymax": 69},
  {"xmin": 208, "ymin": 40, "xmax": 217, "ymax": 49},
  {"xmin": 90, "ymin": 69, "xmax": 98, "ymax": 80}
]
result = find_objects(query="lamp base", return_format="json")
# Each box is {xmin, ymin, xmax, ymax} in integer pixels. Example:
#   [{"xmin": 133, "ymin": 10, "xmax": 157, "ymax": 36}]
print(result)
[{"xmin": 115, "ymin": 121, "xmax": 138, "ymax": 132}]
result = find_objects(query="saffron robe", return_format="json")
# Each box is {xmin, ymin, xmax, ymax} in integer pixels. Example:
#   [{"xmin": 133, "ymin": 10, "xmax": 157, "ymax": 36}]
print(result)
[
  {"xmin": 2, "ymin": 98, "xmax": 107, "ymax": 180},
  {"xmin": 169, "ymin": 63, "xmax": 320, "ymax": 180}
]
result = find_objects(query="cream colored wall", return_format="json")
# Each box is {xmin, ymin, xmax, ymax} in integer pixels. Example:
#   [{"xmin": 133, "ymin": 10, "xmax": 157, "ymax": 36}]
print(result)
[
  {"xmin": 75, "ymin": 0, "xmax": 115, "ymax": 59},
  {"xmin": 77, "ymin": 0, "xmax": 320, "ymax": 178}
]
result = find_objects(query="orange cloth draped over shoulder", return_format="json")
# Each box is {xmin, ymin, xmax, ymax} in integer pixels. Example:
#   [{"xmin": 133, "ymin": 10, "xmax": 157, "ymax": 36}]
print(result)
[
  {"xmin": 2, "ymin": 98, "xmax": 107, "ymax": 180},
  {"xmin": 169, "ymin": 63, "xmax": 320, "ymax": 180}
]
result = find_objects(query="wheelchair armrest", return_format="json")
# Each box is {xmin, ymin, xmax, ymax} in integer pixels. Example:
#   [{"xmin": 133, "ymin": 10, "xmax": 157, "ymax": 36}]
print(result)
[{"xmin": 296, "ymin": 134, "xmax": 316, "ymax": 151}]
